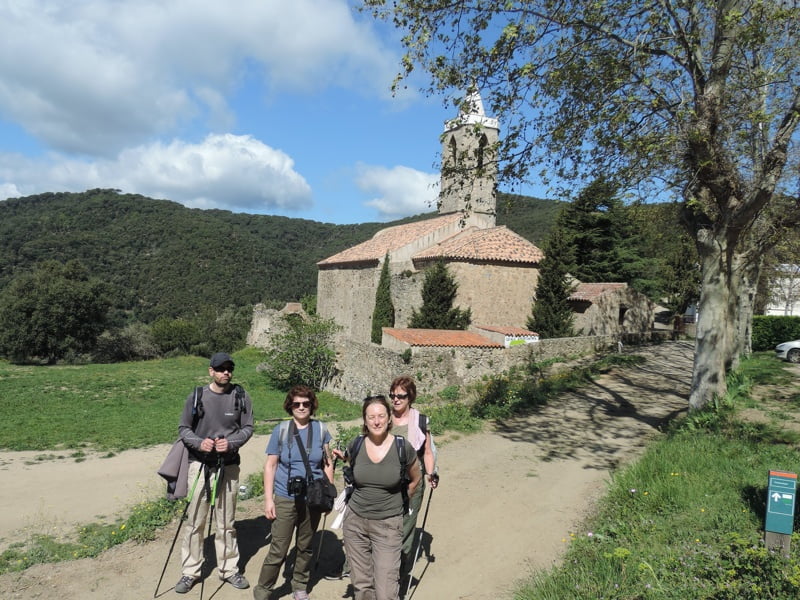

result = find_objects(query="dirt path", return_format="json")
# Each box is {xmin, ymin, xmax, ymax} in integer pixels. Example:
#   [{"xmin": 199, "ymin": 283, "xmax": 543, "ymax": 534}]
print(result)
[{"xmin": 0, "ymin": 341, "xmax": 695, "ymax": 600}]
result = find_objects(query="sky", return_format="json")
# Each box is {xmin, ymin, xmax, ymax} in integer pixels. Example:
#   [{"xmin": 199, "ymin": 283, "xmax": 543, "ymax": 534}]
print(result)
[{"xmin": 0, "ymin": 0, "xmax": 505, "ymax": 225}]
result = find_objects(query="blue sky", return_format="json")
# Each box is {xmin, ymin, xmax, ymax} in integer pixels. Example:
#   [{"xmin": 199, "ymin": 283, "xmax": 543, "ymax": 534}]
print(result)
[{"xmin": 0, "ymin": 0, "xmax": 508, "ymax": 225}]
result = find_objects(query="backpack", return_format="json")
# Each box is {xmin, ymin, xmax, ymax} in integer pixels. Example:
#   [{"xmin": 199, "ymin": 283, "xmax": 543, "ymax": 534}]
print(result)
[
  {"xmin": 347, "ymin": 434, "xmax": 411, "ymax": 513},
  {"xmin": 191, "ymin": 384, "xmax": 246, "ymax": 429}
]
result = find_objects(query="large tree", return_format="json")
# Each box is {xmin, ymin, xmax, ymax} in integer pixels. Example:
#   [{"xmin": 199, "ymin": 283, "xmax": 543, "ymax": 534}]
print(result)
[
  {"xmin": 0, "ymin": 260, "xmax": 109, "ymax": 363},
  {"xmin": 557, "ymin": 178, "xmax": 632, "ymax": 284},
  {"xmin": 364, "ymin": 0, "xmax": 800, "ymax": 410},
  {"xmin": 527, "ymin": 226, "xmax": 575, "ymax": 338}
]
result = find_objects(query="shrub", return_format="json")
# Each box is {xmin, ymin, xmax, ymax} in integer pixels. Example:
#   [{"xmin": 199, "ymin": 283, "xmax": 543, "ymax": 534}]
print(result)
[
  {"xmin": 94, "ymin": 323, "xmax": 159, "ymax": 363},
  {"xmin": 752, "ymin": 315, "xmax": 800, "ymax": 351},
  {"xmin": 261, "ymin": 315, "xmax": 341, "ymax": 390}
]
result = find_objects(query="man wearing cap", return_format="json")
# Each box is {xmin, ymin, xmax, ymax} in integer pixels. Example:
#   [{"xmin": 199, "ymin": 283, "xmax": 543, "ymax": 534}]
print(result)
[{"xmin": 174, "ymin": 352, "xmax": 254, "ymax": 594}]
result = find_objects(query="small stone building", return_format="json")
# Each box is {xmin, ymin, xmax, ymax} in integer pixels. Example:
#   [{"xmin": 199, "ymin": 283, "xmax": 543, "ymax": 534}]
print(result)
[{"xmin": 569, "ymin": 283, "xmax": 655, "ymax": 336}]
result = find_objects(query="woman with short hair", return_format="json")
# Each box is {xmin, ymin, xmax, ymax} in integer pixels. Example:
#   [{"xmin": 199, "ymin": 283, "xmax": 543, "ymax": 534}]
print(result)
[{"xmin": 253, "ymin": 385, "xmax": 334, "ymax": 600}]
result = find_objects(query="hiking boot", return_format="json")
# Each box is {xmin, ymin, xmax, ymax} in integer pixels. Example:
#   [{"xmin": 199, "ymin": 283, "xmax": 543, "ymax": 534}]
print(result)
[
  {"xmin": 174, "ymin": 575, "xmax": 195, "ymax": 594},
  {"xmin": 224, "ymin": 572, "xmax": 250, "ymax": 589},
  {"xmin": 293, "ymin": 591, "xmax": 310, "ymax": 600}
]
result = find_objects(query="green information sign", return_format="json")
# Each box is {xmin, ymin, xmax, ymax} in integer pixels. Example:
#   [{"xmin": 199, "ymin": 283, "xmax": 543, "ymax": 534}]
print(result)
[{"xmin": 765, "ymin": 470, "xmax": 797, "ymax": 535}]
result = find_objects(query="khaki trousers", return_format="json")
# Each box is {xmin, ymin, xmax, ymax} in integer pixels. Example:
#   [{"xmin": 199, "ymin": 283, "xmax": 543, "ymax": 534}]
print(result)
[
  {"xmin": 253, "ymin": 495, "xmax": 322, "ymax": 600},
  {"xmin": 180, "ymin": 461, "xmax": 241, "ymax": 580},
  {"xmin": 343, "ymin": 510, "xmax": 403, "ymax": 600}
]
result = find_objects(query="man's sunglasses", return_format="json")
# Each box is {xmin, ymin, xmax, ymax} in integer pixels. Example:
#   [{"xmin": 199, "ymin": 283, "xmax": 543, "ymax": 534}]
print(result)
[{"xmin": 213, "ymin": 366, "xmax": 234, "ymax": 373}]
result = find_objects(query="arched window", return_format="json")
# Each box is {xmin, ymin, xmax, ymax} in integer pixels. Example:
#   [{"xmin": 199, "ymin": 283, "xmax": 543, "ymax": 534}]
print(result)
[{"xmin": 477, "ymin": 134, "xmax": 488, "ymax": 170}]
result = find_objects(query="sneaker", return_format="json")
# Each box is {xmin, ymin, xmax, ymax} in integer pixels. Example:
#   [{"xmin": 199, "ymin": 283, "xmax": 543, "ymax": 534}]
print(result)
[
  {"xmin": 293, "ymin": 591, "xmax": 310, "ymax": 600},
  {"xmin": 174, "ymin": 575, "xmax": 195, "ymax": 594},
  {"xmin": 224, "ymin": 572, "xmax": 250, "ymax": 589}
]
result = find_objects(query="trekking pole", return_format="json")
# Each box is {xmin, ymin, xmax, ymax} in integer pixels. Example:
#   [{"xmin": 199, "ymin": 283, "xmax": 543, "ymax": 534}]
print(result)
[
  {"xmin": 199, "ymin": 455, "xmax": 223, "ymax": 600},
  {"xmin": 153, "ymin": 466, "xmax": 203, "ymax": 598},
  {"xmin": 405, "ymin": 476, "xmax": 437, "ymax": 598},
  {"xmin": 314, "ymin": 455, "xmax": 338, "ymax": 571}
]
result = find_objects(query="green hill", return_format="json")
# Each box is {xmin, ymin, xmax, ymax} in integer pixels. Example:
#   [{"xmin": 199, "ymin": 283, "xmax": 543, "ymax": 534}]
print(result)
[{"xmin": 0, "ymin": 189, "xmax": 561, "ymax": 323}]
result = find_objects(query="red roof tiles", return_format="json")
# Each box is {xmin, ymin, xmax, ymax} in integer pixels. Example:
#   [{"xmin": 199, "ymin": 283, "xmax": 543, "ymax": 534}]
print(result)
[
  {"xmin": 317, "ymin": 214, "xmax": 462, "ymax": 267},
  {"xmin": 413, "ymin": 226, "xmax": 544, "ymax": 264}
]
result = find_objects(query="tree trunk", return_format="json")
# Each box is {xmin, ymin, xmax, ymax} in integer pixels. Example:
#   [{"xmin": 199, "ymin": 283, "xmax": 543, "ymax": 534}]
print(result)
[
  {"xmin": 688, "ymin": 231, "xmax": 734, "ymax": 411},
  {"xmin": 732, "ymin": 251, "xmax": 762, "ymax": 360}
]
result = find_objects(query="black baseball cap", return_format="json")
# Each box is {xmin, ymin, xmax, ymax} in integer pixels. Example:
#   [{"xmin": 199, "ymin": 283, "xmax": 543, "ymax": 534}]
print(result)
[{"xmin": 209, "ymin": 352, "xmax": 235, "ymax": 368}]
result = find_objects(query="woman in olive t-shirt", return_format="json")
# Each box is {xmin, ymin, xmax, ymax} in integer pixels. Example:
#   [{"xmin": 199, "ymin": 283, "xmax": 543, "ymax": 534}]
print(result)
[{"xmin": 337, "ymin": 396, "xmax": 421, "ymax": 600}]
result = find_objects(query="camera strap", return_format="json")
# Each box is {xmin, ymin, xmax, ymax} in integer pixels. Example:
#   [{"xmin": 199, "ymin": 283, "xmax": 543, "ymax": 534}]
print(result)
[
  {"xmin": 287, "ymin": 420, "xmax": 314, "ymax": 483},
  {"xmin": 292, "ymin": 421, "xmax": 315, "ymax": 484}
]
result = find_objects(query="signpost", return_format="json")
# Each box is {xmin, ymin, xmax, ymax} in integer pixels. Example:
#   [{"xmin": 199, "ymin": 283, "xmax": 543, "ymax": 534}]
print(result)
[{"xmin": 765, "ymin": 470, "xmax": 797, "ymax": 556}]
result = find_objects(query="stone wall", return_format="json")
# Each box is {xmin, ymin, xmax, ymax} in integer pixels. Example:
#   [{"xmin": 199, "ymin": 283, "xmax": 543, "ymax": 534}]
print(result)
[
  {"xmin": 573, "ymin": 287, "xmax": 655, "ymax": 337},
  {"xmin": 246, "ymin": 303, "xmax": 307, "ymax": 348},
  {"xmin": 448, "ymin": 262, "xmax": 538, "ymax": 329},
  {"xmin": 317, "ymin": 267, "xmax": 379, "ymax": 342},
  {"xmin": 322, "ymin": 334, "xmax": 624, "ymax": 402}
]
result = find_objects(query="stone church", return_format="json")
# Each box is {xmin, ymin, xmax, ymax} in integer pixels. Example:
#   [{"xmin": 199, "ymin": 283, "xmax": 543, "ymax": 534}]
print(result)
[{"xmin": 316, "ymin": 90, "xmax": 653, "ymax": 345}]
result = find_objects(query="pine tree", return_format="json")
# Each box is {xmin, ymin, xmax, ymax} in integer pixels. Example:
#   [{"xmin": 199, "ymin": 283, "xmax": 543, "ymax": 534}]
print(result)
[
  {"xmin": 557, "ymin": 177, "xmax": 626, "ymax": 283},
  {"xmin": 409, "ymin": 260, "xmax": 471, "ymax": 329},
  {"xmin": 371, "ymin": 253, "xmax": 395, "ymax": 343},
  {"xmin": 527, "ymin": 228, "xmax": 575, "ymax": 338}
]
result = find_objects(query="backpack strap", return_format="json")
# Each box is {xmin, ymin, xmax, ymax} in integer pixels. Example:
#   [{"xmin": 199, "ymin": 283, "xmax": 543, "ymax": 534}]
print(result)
[
  {"xmin": 191, "ymin": 386, "xmax": 204, "ymax": 429},
  {"xmin": 348, "ymin": 435, "xmax": 365, "ymax": 469},
  {"xmin": 395, "ymin": 435, "xmax": 410, "ymax": 514},
  {"xmin": 233, "ymin": 384, "xmax": 246, "ymax": 414},
  {"xmin": 277, "ymin": 420, "xmax": 292, "ymax": 455},
  {"xmin": 418, "ymin": 412, "xmax": 428, "ymax": 434}
]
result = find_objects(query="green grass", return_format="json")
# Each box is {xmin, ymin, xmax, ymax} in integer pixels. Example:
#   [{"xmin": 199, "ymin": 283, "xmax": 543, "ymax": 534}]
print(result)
[
  {"xmin": 0, "ymin": 497, "xmax": 184, "ymax": 574},
  {"xmin": 0, "ymin": 347, "xmax": 362, "ymax": 452},
  {"xmin": 515, "ymin": 355, "xmax": 800, "ymax": 600}
]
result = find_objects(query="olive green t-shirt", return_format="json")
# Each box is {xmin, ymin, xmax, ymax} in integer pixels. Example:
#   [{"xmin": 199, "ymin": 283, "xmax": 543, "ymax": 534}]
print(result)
[{"xmin": 348, "ymin": 436, "xmax": 417, "ymax": 520}]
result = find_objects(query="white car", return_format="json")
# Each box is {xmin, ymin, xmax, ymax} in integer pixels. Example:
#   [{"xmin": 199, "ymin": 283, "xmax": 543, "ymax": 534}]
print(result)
[{"xmin": 775, "ymin": 340, "xmax": 800, "ymax": 363}]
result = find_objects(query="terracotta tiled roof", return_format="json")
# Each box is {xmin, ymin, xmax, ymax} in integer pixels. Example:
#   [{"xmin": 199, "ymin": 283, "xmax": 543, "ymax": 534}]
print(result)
[
  {"xmin": 413, "ymin": 226, "xmax": 544, "ymax": 264},
  {"xmin": 317, "ymin": 214, "xmax": 463, "ymax": 267},
  {"xmin": 383, "ymin": 328, "xmax": 502, "ymax": 348},
  {"xmin": 475, "ymin": 325, "xmax": 539, "ymax": 336},
  {"xmin": 569, "ymin": 283, "xmax": 628, "ymax": 302}
]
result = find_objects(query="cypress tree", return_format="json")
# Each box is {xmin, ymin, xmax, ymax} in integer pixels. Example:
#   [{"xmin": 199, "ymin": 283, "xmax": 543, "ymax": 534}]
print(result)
[
  {"xmin": 371, "ymin": 253, "xmax": 395, "ymax": 343},
  {"xmin": 409, "ymin": 260, "xmax": 471, "ymax": 329},
  {"xmin": 527, "ymin": 227, "xmax": 575, "ymax": 338}
]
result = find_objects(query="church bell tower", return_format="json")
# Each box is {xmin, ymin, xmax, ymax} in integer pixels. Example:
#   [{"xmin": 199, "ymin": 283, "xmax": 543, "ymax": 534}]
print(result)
[{"xmin": 438, "ymin": 88, "xmax": 499, "ymax": 228}]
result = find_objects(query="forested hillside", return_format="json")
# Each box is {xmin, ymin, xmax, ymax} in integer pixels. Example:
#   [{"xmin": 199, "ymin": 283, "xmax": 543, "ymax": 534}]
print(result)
[{"xmin": 0, "ymin": 189, "xmax": 561, "ymax": 323}]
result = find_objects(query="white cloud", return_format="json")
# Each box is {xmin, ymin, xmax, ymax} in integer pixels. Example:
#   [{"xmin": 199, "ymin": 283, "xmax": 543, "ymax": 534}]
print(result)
[
  {"xmin": 0, "ymin": 134, "xmax": 312, "ymax": 213},
  {"xmin": 0, "ymin": 0, "xmax": 398, "ymax": 156},
  {"xmin": 356, "ymin": 163, "xmax": 439, "ymax": 220}
]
